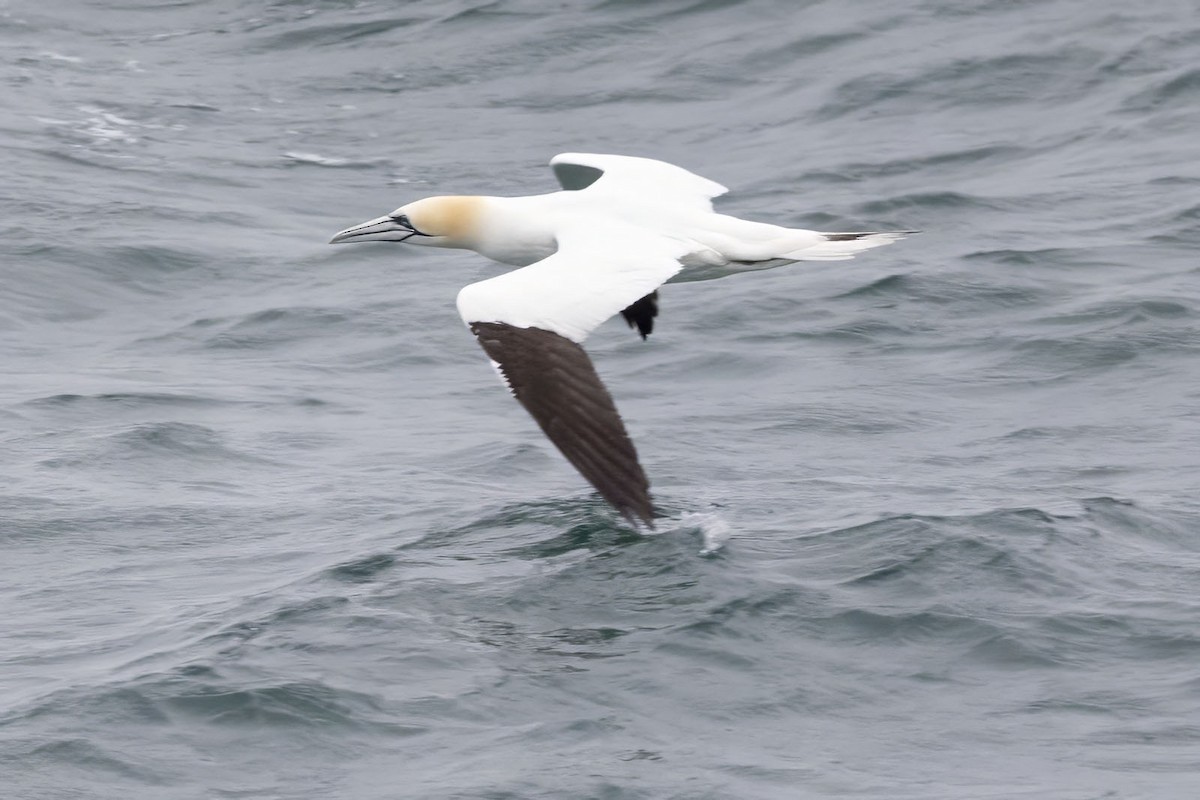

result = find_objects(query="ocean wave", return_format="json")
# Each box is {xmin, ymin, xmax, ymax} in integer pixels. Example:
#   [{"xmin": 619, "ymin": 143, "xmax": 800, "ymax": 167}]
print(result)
[{"xmin": 6, "ymin": 0, "xmax": 1200, "ymax": 795}]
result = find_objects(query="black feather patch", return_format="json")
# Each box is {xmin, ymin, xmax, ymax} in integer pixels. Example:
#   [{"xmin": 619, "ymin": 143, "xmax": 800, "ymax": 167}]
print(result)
[
  {"xmin": 552, "ymin": 162, "xmax": 605, "ymax": 191},
  {"xmin": 620, "ymin": 291, "xmax": 659, "ymax": 340},
  {"xmin": 469, "ymin": 321, "xmax": 655, "ymax": 527}
]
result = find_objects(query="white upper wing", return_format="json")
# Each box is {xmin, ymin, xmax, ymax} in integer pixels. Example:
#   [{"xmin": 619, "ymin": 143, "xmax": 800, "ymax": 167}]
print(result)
[
  {"xmin": 456, "ymin": 221, "xmax": 692, "ymax": 343},
  {"xmin": 550, "ymin": 153, "xmax": 728, "ymax": 212}
]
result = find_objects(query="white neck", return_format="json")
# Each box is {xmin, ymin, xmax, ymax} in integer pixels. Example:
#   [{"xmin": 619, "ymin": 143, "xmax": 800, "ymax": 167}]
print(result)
[{"xmin": 468, "ymin": 194, "xmax": 564, "ymax": 266}]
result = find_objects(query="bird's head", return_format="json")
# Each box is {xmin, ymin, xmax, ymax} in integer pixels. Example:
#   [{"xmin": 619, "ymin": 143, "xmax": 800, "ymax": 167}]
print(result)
[{"xmin": 329, "ymin": 196, "xmax": 483, "ymax": 250}]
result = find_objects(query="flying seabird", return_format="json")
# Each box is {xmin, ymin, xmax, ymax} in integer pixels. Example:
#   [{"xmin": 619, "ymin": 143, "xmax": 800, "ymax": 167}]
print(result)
[{"xmin": 330, "ymin": 153, "xmax": 913, "ymax": 528}]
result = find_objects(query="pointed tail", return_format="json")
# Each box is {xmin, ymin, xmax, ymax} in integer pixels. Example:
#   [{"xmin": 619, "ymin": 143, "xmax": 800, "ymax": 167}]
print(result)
[{"xmin": 780, "ymin": 230, "xmax": 918, "ymax": 261}]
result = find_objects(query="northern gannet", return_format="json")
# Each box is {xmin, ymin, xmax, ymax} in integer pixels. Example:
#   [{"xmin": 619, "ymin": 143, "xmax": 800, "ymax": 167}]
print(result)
[{"xmin": 330, "ymin": 153, "xmax": 913, "ymax": 528}]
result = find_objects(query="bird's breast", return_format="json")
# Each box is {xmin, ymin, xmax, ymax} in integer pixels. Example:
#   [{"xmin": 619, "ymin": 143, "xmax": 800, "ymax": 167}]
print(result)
[
  {"xmin": 473, "ymin": 237, "xmax": 556, "ymax": 267},
  {"xmin": 468, "ymin": 213, "xmax": 558, "ymax": 266}
]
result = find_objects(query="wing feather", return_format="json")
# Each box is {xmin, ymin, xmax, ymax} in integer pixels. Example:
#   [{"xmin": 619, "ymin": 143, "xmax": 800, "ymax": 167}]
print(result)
[
  {"xmin": 470, "ymin": 322, "xmax": 654, "ymax": 526},
  {"xmin": 456, "ymin": 222, "xmax": 689, "ymax": 343},
  {"xmin": 456, "ymin": 222, "xmax": 692, "ymax": 525},
  {"xmin": 550, "ymin": 153, "xmax": 728, "ymax": 212}
]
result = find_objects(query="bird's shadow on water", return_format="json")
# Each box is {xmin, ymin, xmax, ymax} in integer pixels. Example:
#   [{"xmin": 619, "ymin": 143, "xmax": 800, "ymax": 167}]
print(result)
[
  {"xmin": 505, "ymin": 521, "xmax": 644, "ymax": 560},
  {"xmin": 321, "ymin": 496, "xmax": 728, "ymax": 589},
  {"xmin": 447, "ymin": 496, "xmax": 728, "ymax": 561}
]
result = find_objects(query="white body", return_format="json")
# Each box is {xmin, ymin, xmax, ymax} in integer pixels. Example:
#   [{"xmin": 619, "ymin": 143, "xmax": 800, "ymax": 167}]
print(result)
[
  {"xmin": 461, "ymin": 190, "xmax": 830, "ymax": 272},
  {"xmin": 329, "ymin": 153, "xmax": 913, "ymax": 524},
  {"xmin": 332, "ymin": 153, "xmax": 911, "ymax": 343}
]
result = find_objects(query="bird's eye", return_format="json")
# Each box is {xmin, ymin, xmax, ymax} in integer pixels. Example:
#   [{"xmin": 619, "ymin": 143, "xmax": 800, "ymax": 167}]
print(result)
[{"xmin": 392, "ymin": 214, "xmax": 414, "ymax": 230}]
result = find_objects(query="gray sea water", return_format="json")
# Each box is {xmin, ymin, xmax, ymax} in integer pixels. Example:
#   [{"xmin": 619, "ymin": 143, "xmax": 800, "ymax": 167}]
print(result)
[{"xmin": 3, "ymin": 1, "xmax": 1200, "ymax": 797}]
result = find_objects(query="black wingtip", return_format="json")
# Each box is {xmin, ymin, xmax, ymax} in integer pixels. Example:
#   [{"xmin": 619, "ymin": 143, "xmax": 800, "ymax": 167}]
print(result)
[
  {"xmin": 470, "ymin": 322, "xmax": 655, "ymax": 527},
  {"xmin": 620, "ymin": 291, "xmax": 659, "ymax": 341},
  {"xmin": 824, "ymin": 230, "xmax": 921, "ymax": 241},
  {"xmin": 618, "ymin": 502, "xmax": 656, "ymax": 530}
]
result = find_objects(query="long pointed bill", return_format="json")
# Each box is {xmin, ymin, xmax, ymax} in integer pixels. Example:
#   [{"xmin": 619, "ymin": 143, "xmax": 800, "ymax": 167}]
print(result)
[{"xmin": 329, "ymin": 214, "xmax": 413, "ymax": 244}]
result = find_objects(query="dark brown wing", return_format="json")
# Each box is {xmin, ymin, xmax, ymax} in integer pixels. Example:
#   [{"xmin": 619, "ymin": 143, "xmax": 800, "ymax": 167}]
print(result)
[
  {"xmin": 620, "ymin": 290, "xmax": 659, "ymax": 340},
  {"xmin": 469, "ymin": 321, "xmax": 654, "ymax": 527}
]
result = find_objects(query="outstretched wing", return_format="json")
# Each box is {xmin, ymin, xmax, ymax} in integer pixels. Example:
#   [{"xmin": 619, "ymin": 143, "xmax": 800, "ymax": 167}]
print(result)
[
  {"xmin": 456, "ymin": 223, "xmax": 691, "ymax": 527},
  {"xmin": 469, "ymin": 321, "xmax": 654, "ymax": 526},
  {"xmin": 550, "ymin": 153, "xmax": 728, "ymax": 212},
  {"xmin": 457, "ymin": 223, "xmax": 689, "ymax": 343}
]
